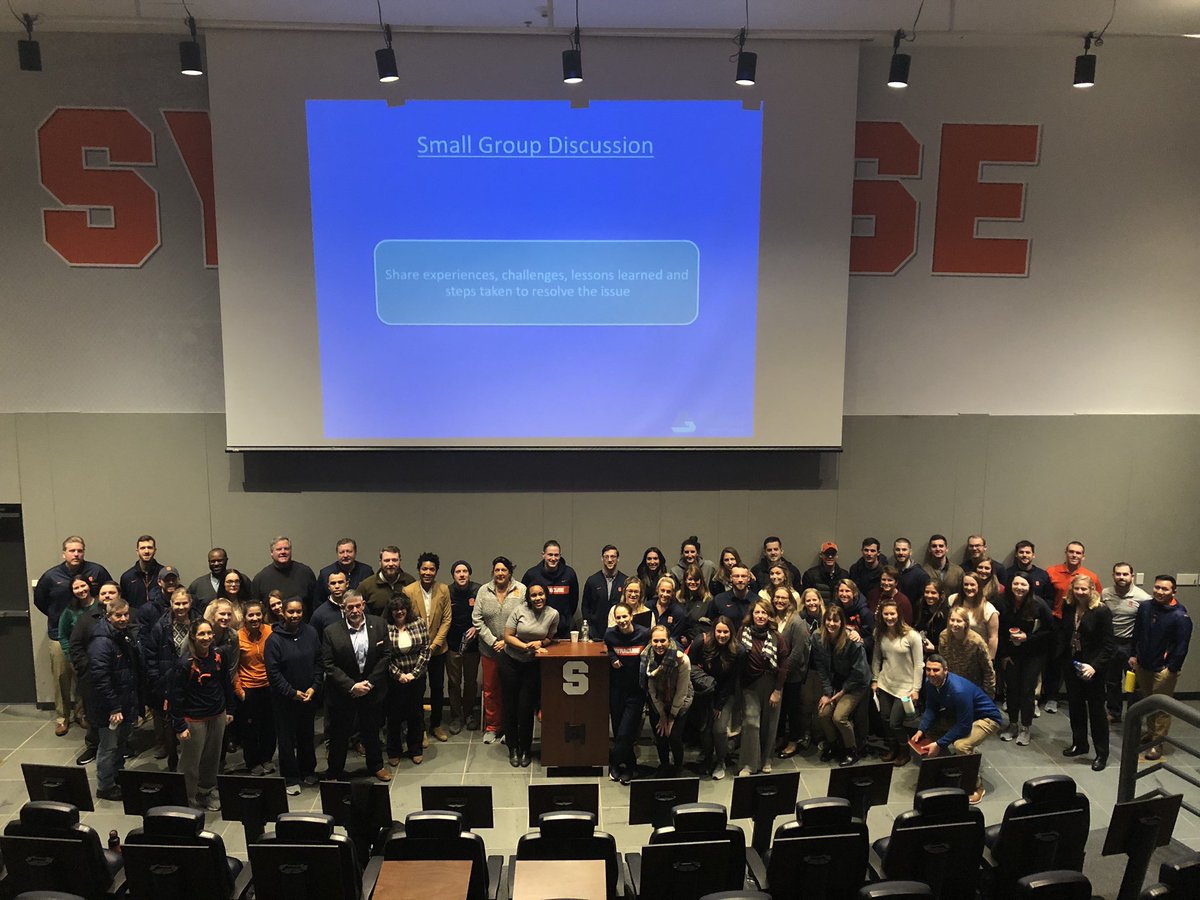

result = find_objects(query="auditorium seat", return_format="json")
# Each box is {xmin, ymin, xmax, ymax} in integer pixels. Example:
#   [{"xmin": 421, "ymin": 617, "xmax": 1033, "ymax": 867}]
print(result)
[
  {"xmin": 250, "ymin": 812, "xmax": 381, "ymax": 900},
  {"xmin": 698, "ymin": 892, "xmax": 770, "ymax": 900},
  {"xmin": 380, "ymin": 810, "xmax": 502, "ymax": 900},
  {"xmin": 0, "ymin": 801, "xmax": 124, "ymax": 899},
  {"xmin": 1141, "ymin": 851, "xmax": 1200, "ymax": 898},
  {"xmin": 122, "ymin": 805, "xmax": 250, "ymax": 899},
  {"xmin": 982, "ymin": 775, "xmax": 1089, "ymax": 899},
  {"xmin": 763, "ymin": 797, "xmax": 869, "ymax": 898},
  {"xmin": 871, "ymin": 787, "xmax": 985, "ymax": 896},
  {"xmin": 514, "ymin": 810, "xmax": 629, "ymax": 899},
  {"xmin": 14, "ymin": 893, "xmax": 88, "ymax": 900},
  {"xmin": 626, "ymin": 802, "xmax": 749, "ymax": 897},
  {"xmin": 1015, "ymin": 870, "xmax": 1092, "ymax": 898},
  {"xmin": 857, "ymin": 883, "xmax": 934, "ymax": 899}
]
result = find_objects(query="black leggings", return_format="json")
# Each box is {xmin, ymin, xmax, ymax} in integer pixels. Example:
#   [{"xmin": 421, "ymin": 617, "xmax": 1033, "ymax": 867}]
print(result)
[
  {"xmin": 610, "ymin": 687, "xmax": 644, "ymax": 770},
  {"xmin": 499, "ymin": 655, "xmax": 541, "ymax": 755},
  {"xmin": 1003, "ymin": 653, "xmax": 1043, "ymax": 728},
  {"xmin": 386, "ymin": 674, "xmax": 427, "ymax": 758},
  {"xmin": 238, "ymin": 685, "xmax": 277, "ymax": 769},
  {"xmin": 647, "ymin": 704, "xmax": 689, "ymax": 768},
  {"xmin": 778, "ymin": 678, "xmax": 806, "ymax": 742}
]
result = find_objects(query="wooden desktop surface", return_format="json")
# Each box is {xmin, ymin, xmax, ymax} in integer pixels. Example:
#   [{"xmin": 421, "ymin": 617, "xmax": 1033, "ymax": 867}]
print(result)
[
  {"xmin": 512, "ymin": 858, "xmax": 606, "ymax": 900},
  {"xmin": 372, "ymin": 858, "xmax": 473, "ymax": 900},
  {"xmin": 541, "ymin": 641, "xmax": 608, "ymax": 659}
]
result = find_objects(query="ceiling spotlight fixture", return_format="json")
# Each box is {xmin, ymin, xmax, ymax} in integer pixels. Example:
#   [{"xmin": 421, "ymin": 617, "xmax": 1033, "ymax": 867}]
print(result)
[
  {"xmin": 179, "ymin": 2, "xmax": 203, "ymax": 76},
  {"xmin": 562, "ymin": 0, "xmax": 582, "ymax": 84},
  {"xmin": 1075, "ymin": 0, "xmax": 1116, "ymax": 88},
  {"xmin": 375, "ymin": 0, "xmax": 398, "ymax": 83},
  {"xmin": 16, "ymin": 12, "xmax": 40, "ymax": 72},
  {"xmin": 376, "ymin": 25, "xmax": 399, "ymax": 83},
  {"xmin": 887, "ymin": 0, "xmax": 923, "ymax": 88},
  {"xmin": 733, "ymin": 0, "xmax": 756, "ymax": 86},
  {"xmin": 1073, "ymin": 33, "xmax": 1097, "ymax": 88},
  {"xmin": 888, "ymin": 30, "xmax": 910, "ymax": 88}
]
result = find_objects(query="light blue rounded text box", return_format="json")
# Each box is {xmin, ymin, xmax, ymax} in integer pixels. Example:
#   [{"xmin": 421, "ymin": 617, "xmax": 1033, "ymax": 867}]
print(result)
[{"xmin": 374, "ymin": 239, "xmax": 700, "ymax": 326}]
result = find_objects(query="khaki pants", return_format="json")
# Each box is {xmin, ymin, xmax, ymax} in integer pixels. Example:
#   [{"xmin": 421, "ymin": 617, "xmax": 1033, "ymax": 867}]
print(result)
[
  {"xmin": 817, "ymin": 691, "xmax": 864, "ymax": 750},
  {"xmin": 1136, "ymin": 667, "xmax": 1179, "ymax": 742},
  {"xmin": 49, "ymin": 641, "xmax": 76, "ymax": 722},
  {"xmin": 927, "ymin": 715, "xmax": 1002, "ymax": 789}
]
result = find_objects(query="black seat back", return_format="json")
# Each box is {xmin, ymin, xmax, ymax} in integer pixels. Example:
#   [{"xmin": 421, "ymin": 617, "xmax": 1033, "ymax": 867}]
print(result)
[
  {"xmin": 769, "ymin": 798, "xmax": 869, "ymax": 900},
  {"xmin": 881, "ymin": 788, "xmax": 984, "ymax": 896},
  {"xmin": 382, "ymin": 811, "xmax": 490, "ymax": 900},
  {"xmin": 517, "ymin": 812, "xmax": 619, "ymax": 900},
  {"xmin": 251, "ymin": 812, "xmax": 361, "ymax": 900},
  {"xmin": 122, "ymin": 805, "xmax": 236, "ymax": 899},
  {"xmin": 1, "ymin": 801, "xmax": 117, "ymax": 899},
  {"xmin": 992, "ymin": 776, "xmax": 1089, "ymax": 889},
  {"xmin": 648, "ymin": 803, "xmax": 746, "ymax": 891}
]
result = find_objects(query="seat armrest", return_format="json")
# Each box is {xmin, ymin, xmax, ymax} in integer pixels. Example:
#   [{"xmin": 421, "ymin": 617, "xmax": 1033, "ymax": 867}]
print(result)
[
  {"xmin": 869, "ymin": 836, "xmax": 890, "ymax": 878},
  {"xmin": 624, "ymin": 852, "xmax": 642, "ymax": 898},
  {"xmin": 361, "ymin": 855, "xmax": 385, "ymax": 900},
  {"xmin": 617, "ymin": 853, "xmax": 634, "ymax": 898},
  {"xmin": 507, "ymin": 854, "xmax": 517, "ymax": 900},
  {"xmin": 106, "ymin": 867, "xmax": 127, "ymax": 896},
  {"xmin": 487, "ymin": 854, "xmax": 504, "ymax": 900},
  {"xmin": 746, "ymin": 847, "xmax": 768, "ymax": 891},
  {"xmin": 233, "ymin": 861, "xmax": 255, "ymax": 900}
]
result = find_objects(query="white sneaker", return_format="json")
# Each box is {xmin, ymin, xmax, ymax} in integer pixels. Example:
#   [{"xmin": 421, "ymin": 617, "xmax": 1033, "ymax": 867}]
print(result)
[
  {"xmin": 1043, "ymin": 700, "xmax": 1058, "ymax": 714},
  {"xmin": 481, "ymin": 731, "xmax": 497, "ymax": 745},
  {"xmin": 1016, "ymin": 727, "xmax": 1031, "ymax": 746},
  {"xmin": 1001, "ymin": 725, "xmax": 1018, "ymax": 742},
  {"xmin": 761, "ymin": 762, "xmax": 772, "ymax": 774},
  {"xmin": 737, "ymin": 767, "xmax": 752, "ymax": 777},
  {"xmin": 712, "ymin": 765, "xmax": 726, "ymax": 781},
  {"xmin": 285, "ymin": 783, "xmax": 301, "ymax": 796},
  {"xmin": 1033, "ymin": 704, "xmax": 1042, "ymax": 718}
]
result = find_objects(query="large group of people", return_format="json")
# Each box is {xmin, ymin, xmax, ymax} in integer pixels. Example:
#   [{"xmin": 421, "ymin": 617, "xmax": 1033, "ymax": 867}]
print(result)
[{"xmin": 31, "ymin": 531, "xmax": 1192, "ymax": 808}]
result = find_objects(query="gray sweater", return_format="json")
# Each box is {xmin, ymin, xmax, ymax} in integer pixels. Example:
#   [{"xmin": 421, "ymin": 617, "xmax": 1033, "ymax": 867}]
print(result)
[{"xmin": 472, "ymin": 580, "xmax": 527, "ymax": 659}]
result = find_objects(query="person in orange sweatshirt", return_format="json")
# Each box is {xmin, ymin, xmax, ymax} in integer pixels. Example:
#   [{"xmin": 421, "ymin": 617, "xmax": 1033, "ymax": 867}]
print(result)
[{"xmin": 235, "ymin": 599, "xmax": 276, "ymax": 775}]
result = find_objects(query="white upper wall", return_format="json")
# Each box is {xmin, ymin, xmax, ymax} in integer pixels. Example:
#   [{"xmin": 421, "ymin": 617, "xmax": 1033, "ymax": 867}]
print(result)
[
  {"xmin": 845, "ymin": 43, "xmax": 1200, "ymax": 416},
  {"xmin": 1, "ymin": 34, "xmax": 1197, "ymax": 419}
]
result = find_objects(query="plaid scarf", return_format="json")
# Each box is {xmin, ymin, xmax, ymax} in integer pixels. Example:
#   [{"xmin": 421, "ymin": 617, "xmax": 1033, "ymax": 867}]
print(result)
[{"xmin": 740, "ymin": 622, "xmax": 779, "ymax": 670}]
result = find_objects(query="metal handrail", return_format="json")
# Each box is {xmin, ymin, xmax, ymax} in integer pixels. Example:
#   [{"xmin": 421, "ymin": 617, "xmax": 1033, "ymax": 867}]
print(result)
[{"xmin": 1116, "ymin": 693, "xmax": 1200, "ymax": 818}]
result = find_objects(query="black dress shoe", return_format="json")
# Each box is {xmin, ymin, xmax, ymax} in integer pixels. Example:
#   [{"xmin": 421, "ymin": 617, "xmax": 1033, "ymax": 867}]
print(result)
[
  {"xmin": 519, "ymin": 752, "xmax": 531, "ymax": 767},
  {"xmin": 96, "ymin": 785, "xmax": 123, "ymax": 801},
  {"xmin": 1092, "ymin": 757, "xmax": 1108, "ymax": 771},
  {"xmin": 509, "ymin": 749, "xmax": 520, "ymax": 767},
  {"xmin": 1062, "ymin": 745, "xmax": 1089, "ymax": 757},
  {"xmin": 839, "ymin": 751, "xmax": 859, "ymax": 767},
  {"xmin": 819, "ymin": 744, "xmax": 838, "ymax": 762}
]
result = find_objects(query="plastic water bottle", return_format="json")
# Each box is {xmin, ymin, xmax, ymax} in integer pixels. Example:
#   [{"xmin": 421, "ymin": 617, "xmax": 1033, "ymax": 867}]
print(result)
[
  {"xmin": 901, "ymin": 695, "xmax": 916, "ymax": 717},
  {"xmin": 579, "ymin": 620, "xmax": 590, "ymax": 643}
]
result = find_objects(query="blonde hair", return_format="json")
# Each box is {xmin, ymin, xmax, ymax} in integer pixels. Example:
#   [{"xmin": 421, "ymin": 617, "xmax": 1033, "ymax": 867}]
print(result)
[
  {"xmin": 1067, "ymin": 573, "xmax": 1101, "ymax": 610},
  {"xmin": 204, "ymin": 597, "xmax": 243, "ymax": 631}
]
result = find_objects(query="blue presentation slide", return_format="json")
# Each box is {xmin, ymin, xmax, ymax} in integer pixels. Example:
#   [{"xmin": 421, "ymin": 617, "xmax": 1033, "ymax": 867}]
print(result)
[{"xmin": 305, "ymin": 99, "xmax": 763, "ymax": 441}]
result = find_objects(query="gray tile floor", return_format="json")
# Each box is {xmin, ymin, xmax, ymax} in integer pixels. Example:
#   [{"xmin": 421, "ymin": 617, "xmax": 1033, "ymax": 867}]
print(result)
[{"xmin": 1, "ymin": 701, "xmax": 1197, "ymax": 897}]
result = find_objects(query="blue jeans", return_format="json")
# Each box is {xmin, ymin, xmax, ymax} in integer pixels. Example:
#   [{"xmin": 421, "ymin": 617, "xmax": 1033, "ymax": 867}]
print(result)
[{"xmin": 97, "ymin": 720, "xmax": 131, "ymax": 791}]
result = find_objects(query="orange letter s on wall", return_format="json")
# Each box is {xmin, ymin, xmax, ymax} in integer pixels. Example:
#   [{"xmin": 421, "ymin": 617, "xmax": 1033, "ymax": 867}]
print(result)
[
  {"xmin": 38, "ymin": 107, "xmax": 160, "ymax": 267},
  {"xmin": 850, "ymin": 121, "xmax": 921, "ymax": 276}
]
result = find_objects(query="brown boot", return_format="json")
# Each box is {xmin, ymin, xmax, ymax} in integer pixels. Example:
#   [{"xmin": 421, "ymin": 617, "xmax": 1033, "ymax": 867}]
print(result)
[{"xmin": 879, "ymin": 742, "xmax": 898, "ymax": 764}]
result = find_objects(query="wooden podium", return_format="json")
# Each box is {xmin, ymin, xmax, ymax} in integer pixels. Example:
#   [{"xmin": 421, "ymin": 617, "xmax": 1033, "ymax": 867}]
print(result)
[{"xmin": 538, "ymin": 641, "xmax": 610, "ymax": 768}]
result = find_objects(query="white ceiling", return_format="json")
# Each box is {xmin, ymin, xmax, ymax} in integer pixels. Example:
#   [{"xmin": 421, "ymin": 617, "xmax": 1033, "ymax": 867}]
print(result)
[{"xmin": 5, "ymin": 0, "xmax": 1200, "ymax": 42}]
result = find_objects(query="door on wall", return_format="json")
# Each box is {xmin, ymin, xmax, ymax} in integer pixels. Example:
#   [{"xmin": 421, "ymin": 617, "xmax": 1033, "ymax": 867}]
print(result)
[{"xmin": 0, "ymin": 504, "xmax": 37, "ymax": 703}]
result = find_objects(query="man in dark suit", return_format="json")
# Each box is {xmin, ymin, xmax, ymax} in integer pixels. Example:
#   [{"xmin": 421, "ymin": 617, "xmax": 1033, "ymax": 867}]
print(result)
[
  {"xmin": 320, "ymin": 591, "xmax": 392, "ymax": 781},
  {"xmin": 581, "ymin": 545, "xmax": 627, "ymax": 638}
]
